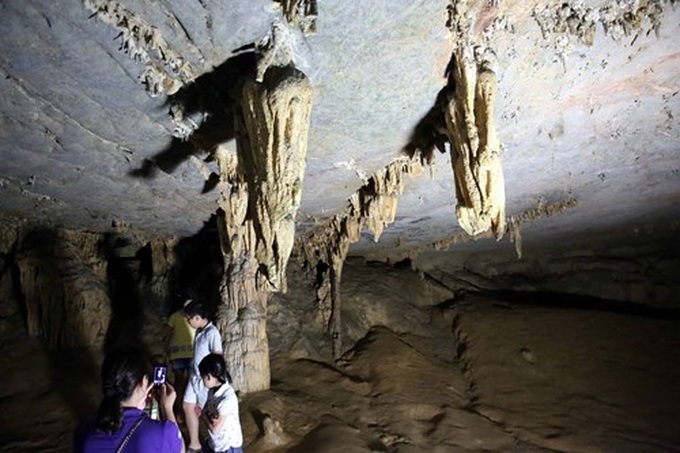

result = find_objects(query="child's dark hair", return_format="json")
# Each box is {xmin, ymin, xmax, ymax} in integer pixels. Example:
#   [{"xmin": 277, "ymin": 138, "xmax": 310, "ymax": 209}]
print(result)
[
  {"xmin": 97, "ymin": 347, "xmax": 151, "ymax": 433},
  {"xmin": 183, "ymin": 300, "xmax": 208, "ymax": 319},
  {"xmin": 198, "ymin": 353, "xmax": 232, "ymax": 385},
  {"xmin": 173, "ymin": 293, "xmax": 193, "ymax": 312}
]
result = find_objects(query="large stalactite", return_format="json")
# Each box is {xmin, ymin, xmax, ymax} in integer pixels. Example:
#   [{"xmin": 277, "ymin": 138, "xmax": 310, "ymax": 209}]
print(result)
[
  {"xmin": 216, "ymin": 64, "xmax": 312, "ymax": 393},
  {"xmin": 445, "ymin": 3, "xmax": 506, "ymax": 240}
]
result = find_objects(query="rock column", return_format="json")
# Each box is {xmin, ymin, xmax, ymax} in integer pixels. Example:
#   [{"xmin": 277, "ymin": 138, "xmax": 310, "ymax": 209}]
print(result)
[{"xmin": 216, "ymin": 65, "xmax": 312, "ymax": 393}]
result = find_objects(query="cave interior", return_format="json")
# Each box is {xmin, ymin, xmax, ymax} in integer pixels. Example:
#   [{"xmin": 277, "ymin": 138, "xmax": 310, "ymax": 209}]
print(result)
[{"xmin": 0, "ymin": 1, "xmax": 679, "ymax": 452}]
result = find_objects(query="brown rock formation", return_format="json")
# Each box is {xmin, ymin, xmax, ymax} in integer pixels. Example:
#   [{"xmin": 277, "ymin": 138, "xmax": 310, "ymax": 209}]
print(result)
[
  {"xmin": 216, "ymin": 63, "xmax": 312, "ymax": 393},
  {"xmin": 445, "ymin": 4, "xmax": 506, "ymax": 240}
]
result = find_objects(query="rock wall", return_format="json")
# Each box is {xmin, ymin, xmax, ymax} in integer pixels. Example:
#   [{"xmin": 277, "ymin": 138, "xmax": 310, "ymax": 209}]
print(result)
[
  {"xmin": 15, "ymin": 228, "xmax": 110, "ymax": 350},
  {"xmin": 415, "ymin": 241, "xmax": 680, "ymax": 308},
  {"xmin": 0, "ymin": 218, "xmax": 182, "ymax": 353}
]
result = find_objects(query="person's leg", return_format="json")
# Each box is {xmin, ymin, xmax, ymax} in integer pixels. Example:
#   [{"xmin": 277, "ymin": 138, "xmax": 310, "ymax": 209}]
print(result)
[
  {"xmin": 183, "ymin": 401, "xmax": 201, "ymax": 450},
  {"xmin": 183, "ymin": 377, "xmax": 202, "ymax": 451},
  {"xmin": 173, "ymin": 360, "xmax": 191, "ymax": 421}
]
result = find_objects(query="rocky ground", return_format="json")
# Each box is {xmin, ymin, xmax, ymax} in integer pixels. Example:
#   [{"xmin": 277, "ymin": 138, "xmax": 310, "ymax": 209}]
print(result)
[{"xmin": 1, "ymin": 260, "xmax": 679, "ymax": 452}]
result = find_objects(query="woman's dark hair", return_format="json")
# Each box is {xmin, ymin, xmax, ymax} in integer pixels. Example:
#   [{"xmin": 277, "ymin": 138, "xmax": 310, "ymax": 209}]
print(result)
[
  {"xmin": 97, "ymin": 347, "xmax": 151, "ymax": 433},
  {"xmin": 198, "ymin": 353, "xmax": 232, "ymax": 385},
  {"xmin": 183, "ymin": 300, "xmax": 208, "ymax": 319}
]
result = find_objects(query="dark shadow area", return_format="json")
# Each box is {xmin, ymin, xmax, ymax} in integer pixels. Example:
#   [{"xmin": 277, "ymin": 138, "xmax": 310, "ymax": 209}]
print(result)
[
  {"xmin": 402, "ymin": 53, "xmax": 456, "ymax": 163},
  {"xmin": 173, "ymin": 215, "xmax": 224, "ymax": 317},
  {"xmin": 250, "ymin": 408, "xmax": 268, "ymax": 437},
  {"xmin": 291, "ymin": 357, "xmax": 368, "ymax": 384},
  {"xmin": 9, "ymin": 229, "xmax": 101, "ymax": 421},
  {"xmin": 101, "ymin": 232, "xmax": 146, "ymax": 352},
  {"xmin": 481, "ymin": 289, "xmax": 680, "ymax": 319},
  {"xmin": 129, "ymin": 51, "xmax": 257, "ymax": 183}
]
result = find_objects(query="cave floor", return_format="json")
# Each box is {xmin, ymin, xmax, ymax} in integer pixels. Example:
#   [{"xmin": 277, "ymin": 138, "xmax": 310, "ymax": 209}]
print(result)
[{"xmin": 1, "ymin": 293, "xmax": 679, "ymax": 452}]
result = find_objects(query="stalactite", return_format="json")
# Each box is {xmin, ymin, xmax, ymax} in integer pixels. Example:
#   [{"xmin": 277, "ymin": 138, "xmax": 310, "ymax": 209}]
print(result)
[
  {"xmin": 275, "ymin": 0, "xmax": 318, "ymax": 35},
  {"xmin": 445, "ymin": 5, "xmax": 506, "ymax": 240},
  {"xmin": 295, "ymin": 154, "xmax": 426, "ymax": 357},
  {"xmin": 215, "ymin": 61, "xmax": 312, "ymax": 393},
  {"xmin": 436, "ymin": 197, "xmax": 578, "ymax": 254},
  {"xmin": 532, "ymin": 0, "xmax": 673, "ymax": 65},
  {"xmin": 359, "ymin": 197, "xmax": 579, "ymax": 264},
  {"xmin": 83, "ymin": 0, "xmax": 194, "ymax": 96},
  {"xmin": 240, "ymin": 66, "xmax": 312, "ymax": 292},
  {"xmin": 328, "ymin": 254, "xmax": 344, "ymax": 359},
  {"xmin": 509, "ymin": 215, "xmax": 522, "ymax": 259}
]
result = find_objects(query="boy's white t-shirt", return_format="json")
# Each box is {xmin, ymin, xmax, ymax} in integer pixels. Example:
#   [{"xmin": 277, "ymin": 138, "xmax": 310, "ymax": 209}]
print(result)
[
  {"xmin": 192, "ymin": 321, "xmax": 222, "ymax": 376},
  {"xmin": 208, "ymin": 382, "xmax": 243, "ymax": 451},
  {"xmin": 184, "ymin": 321, "xmax": 223, "ymax": 407}
]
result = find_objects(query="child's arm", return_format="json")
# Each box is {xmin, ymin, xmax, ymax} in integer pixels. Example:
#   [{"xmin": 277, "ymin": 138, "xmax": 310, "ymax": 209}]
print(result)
[
  {"xmin": 209, "ymin": 412, "xmax": 241, "ymax": 433},
  {"xmin": 208, "ymin": 391, "xmax": 239, "ymax": 433},
  {"xmin": 208, "ymin": 413, "xmax": 225, "ymax": 432},
  {"xmin": 209, "ymin": 328, "xmax": 223, "ymax": 355}
]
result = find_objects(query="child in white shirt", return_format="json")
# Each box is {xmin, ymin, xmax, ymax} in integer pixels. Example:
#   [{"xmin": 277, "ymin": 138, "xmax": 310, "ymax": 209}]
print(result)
[
  {"xmin": 182, "ymin": 301, "xmax": 222, "ymax": 452},
  {"xmin": 198, "ymin": 353, "xmax": 243, "ymax": 453}
]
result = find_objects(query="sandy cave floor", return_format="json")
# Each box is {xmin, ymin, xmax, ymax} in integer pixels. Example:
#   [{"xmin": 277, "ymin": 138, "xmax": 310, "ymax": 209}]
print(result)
[{"xmin": 1, "ymin": 291, "xmax": 679, "ymax": 453}]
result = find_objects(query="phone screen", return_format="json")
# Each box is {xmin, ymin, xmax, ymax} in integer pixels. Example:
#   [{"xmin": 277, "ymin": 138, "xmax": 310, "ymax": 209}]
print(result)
[{"xmin": 153, "ymin": 365, "xmax": 167, "ymax": 386}]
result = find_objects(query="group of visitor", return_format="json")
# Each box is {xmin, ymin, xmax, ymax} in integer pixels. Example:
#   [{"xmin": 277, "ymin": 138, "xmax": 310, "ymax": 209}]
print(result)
[{"xmin": 73, "ymin": 299, "xmax": 244, "ymax": 453}]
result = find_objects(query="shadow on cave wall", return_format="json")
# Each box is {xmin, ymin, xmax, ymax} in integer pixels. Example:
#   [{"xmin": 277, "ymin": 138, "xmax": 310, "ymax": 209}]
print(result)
[
  {"xmin": 12, "ymin": 229, "xmax": 102, "ymax": 420},
  {"xmin": 402, "ymin": 53, "xmax": 455, "ymax": 162},
  {"xmin": 129, "ymin": 49, "xmax": 257, "ymax": 195},
  {"xmin": 101, "ymin": 233, "xmax": 147, "ymax": 352},
  {"xmin": 172, "ymin": 215, "xmax": 224, "ymax": 318},
  {"xmin": 2, "ymin": 223, "xmax": 225, "ymax": 426}
]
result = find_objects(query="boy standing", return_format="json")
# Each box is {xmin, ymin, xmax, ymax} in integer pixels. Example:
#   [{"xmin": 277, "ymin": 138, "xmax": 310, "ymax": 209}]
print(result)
[
  {"xmin": 183, "ymin": 301, "xmax": 222, "ymax": 453},
  {"xmin": 165, "ymin": 298, "xmax": 195, "ymax": 414}
]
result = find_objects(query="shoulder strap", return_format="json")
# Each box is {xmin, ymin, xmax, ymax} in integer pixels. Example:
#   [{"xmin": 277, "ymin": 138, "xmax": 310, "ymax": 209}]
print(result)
[{"xmin": 116, "ymin": 415, "xmax": 145, "ymax": 453}]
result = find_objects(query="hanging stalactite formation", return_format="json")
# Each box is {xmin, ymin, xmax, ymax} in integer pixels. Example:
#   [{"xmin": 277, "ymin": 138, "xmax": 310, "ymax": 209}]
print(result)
[
  {"xmin": 295, "ymin": 155, "xmax": 426, "ymax": 358},
  {"xmin": 215, "ymin": 60, "xmax": 312, "ymax": 393},
  {"xmin": 445, "ymin": 3, "xmax": 506, "ymax": 240},
  {"xmin": 83, "ymin": 0, "xmax": 194, "ymax": 96},
  {"xmin": 275, "ymin": 0, "xmax": 318, "ymax": 35}
]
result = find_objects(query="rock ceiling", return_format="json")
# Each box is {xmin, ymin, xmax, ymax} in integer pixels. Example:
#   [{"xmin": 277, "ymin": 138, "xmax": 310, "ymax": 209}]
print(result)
[{"xmin": 1, "ymin": 0, "xmax": 678, "ymax": 260}]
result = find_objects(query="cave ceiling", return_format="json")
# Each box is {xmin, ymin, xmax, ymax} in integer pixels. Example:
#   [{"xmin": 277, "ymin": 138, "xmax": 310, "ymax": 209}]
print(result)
[{"xmin": 0, "ymin": 0, "xmax": 678, "ymax": 260}]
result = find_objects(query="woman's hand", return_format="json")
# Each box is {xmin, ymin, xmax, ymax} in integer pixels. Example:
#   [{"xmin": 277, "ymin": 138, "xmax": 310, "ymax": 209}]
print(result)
[{"xmin": 159, "ymin": 382, "xmax": 177, "ymax": 419}]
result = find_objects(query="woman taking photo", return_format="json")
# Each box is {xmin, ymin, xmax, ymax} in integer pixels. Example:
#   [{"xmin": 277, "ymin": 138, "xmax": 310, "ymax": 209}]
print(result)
[{"xmin": 73, "ymin": 347, "xmax": 185, "ymax": 453}]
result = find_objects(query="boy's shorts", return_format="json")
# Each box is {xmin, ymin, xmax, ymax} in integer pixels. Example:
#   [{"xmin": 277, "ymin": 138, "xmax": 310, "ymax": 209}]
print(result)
[
  {"xmin": 183, "ymin": 374, "xmax": 209, "ymax": 408},
  {"xmin": 170, "ymin": 357, "xmax": 193, "ymax": 372}
]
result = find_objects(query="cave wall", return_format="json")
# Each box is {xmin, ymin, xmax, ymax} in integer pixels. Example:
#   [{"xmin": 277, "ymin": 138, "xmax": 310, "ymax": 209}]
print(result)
[
  {"xmin": 0, "ymin": 219, "xmax": 176, "ymax": 355},
  {"xmin": 2, "ymin": 213, "xmax": 678, "ymax": 359},
  {"xmin": 414, "ymin": 239, "xmax": 680, "ymax": 308},
  {"xmin": 1, "ymin": 215, "xmax": 679, "ymax": 451},
  {"xmin": 268, "ymin": 257, "xmax": 454, "ymax": 364}
]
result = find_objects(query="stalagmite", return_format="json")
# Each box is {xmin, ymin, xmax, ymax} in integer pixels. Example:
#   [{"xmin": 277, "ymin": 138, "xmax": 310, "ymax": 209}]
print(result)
[
  {"xmin": 328, "ymin": 253, "xmax": 344, "ymax": 358},
  {"xmin": 216, "ymin": 62, "xmax": 312, "ymax": 393},
  {"xmin": 444, "ymin": 38, "xmax": 506, "ymax": 240}
]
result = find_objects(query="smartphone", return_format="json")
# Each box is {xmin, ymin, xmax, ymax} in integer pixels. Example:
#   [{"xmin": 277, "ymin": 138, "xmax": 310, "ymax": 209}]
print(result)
[{"xmin": 153, "ymin": 365, "xmax": 167, "ymax": 386}]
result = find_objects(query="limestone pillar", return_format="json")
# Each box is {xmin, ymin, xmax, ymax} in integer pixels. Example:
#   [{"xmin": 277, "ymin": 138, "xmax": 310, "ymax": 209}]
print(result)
[{"xmin": 216, "ymin": 64, "xmax": 312, "ymax": 393}]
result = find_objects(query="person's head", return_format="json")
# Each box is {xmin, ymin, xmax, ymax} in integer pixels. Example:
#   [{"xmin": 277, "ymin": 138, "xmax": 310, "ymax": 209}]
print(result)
[
  {"xmin": 97, "ymin": 347, "xmax": 152, "ymax": 433},
  {"xmin": 183, "ymin": 300, "xmax": 208, "ymax": 329},
  {"xmin": 172, "ymin": 293, "xmax": 193, "ymax": 311},
  {"xmin": 198, "ymin": 353, "xmax": 232, "ymax": 389}
]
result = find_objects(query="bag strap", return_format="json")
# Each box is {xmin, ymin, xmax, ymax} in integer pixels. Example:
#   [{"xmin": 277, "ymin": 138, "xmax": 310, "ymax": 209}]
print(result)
[{"xmin": 116, "ymin": 415, "xmax": 145, "ymax": 453}]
